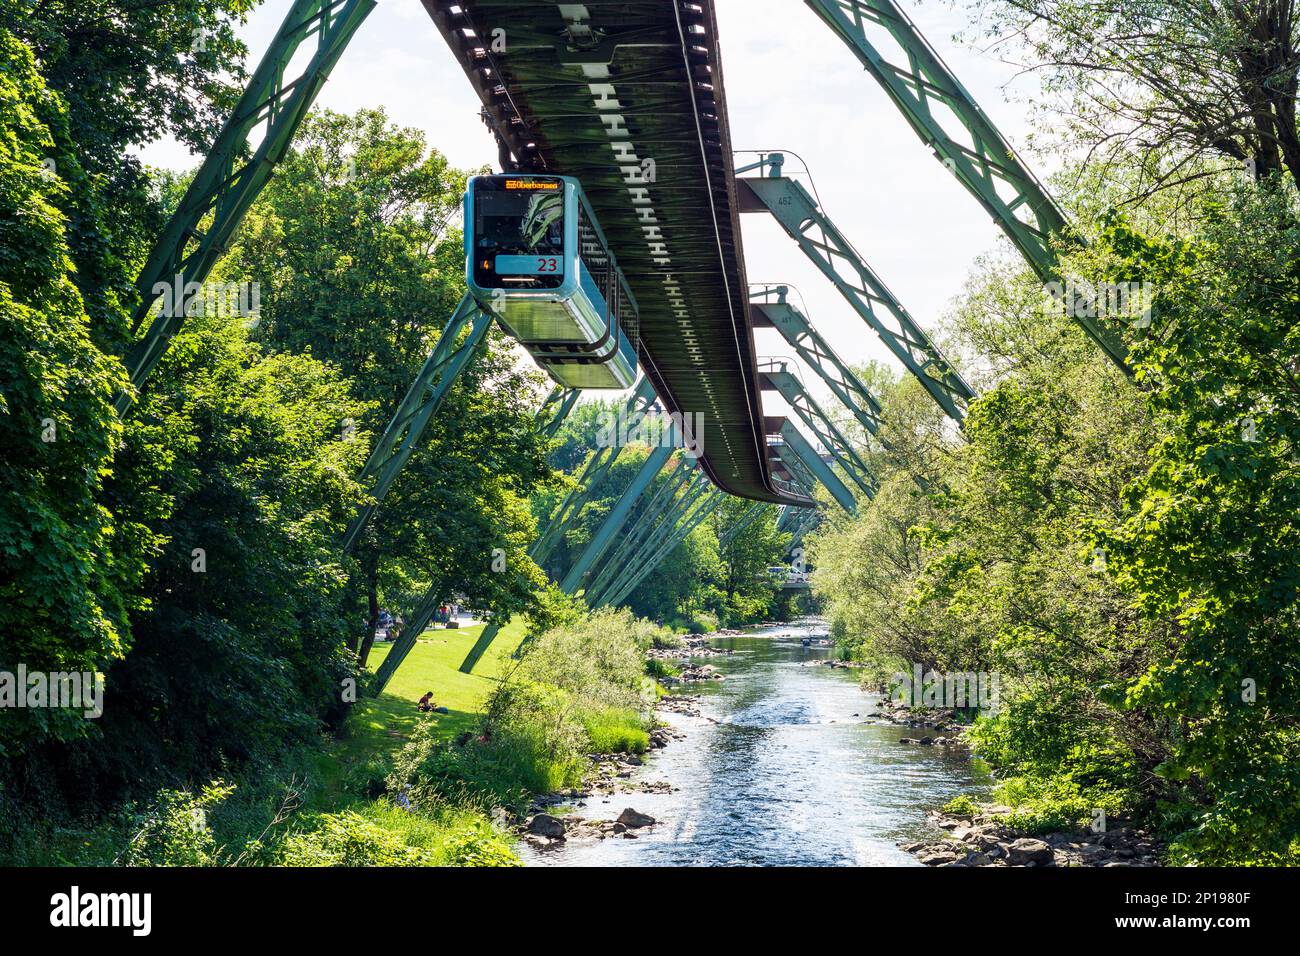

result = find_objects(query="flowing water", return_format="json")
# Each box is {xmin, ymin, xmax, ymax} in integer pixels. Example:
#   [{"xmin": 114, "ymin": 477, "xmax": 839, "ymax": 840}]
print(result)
[{"xmin": 523, "ymin": 619, "xmax": 992, "ymax": 866}]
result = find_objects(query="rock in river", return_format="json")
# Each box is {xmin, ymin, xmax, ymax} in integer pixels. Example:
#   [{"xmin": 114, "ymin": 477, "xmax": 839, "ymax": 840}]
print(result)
[
  {"xmin": 528, "ymin": 813, "xmax": 566, "ymax": 839},
  {"xmin": 616, "ymin": 808, "xmax": 656, "ymax": 829},
  {"xmin": 1004, "ymin": 837, "xmax": 1054, "ymax": 866}
]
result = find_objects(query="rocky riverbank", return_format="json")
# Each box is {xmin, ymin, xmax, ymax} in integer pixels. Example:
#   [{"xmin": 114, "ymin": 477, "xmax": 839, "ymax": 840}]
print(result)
[
  {"xmin": 869, "ymin": 696, "xmax": 1163, "ymax": 866},
  {"xmin": 648, "ymin": 632, "xmax": 733, "ymax": 662},
  {"xmin": 904, "ymin": 806, "xmax": 1163, "ymax": 867},
  {"xmin": 516, "ymin": 693, "xmax": 699, "ymax": 851}
]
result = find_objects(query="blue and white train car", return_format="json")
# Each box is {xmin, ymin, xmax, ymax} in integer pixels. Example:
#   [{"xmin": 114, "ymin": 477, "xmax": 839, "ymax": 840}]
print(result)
[{"xmin": 464, "ymin": 174, "xmax": 639, "ymax": 389}]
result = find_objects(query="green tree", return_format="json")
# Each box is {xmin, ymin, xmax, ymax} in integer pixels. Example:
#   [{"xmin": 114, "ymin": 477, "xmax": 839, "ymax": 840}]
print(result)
[
  {"xmin": 709, "ymin": 499, "xmax": 790, "ymax": 624},
  {"xmin": 0, "ymin": 30, "xmax": 134, "ymax": 742},
  {"xmin": 1091, "ymin": 188, "xmax": 1300, "ymax": 863},
  {"xmin": 223, "ymin": 108, "xmax": 558, "ymax": 665}
]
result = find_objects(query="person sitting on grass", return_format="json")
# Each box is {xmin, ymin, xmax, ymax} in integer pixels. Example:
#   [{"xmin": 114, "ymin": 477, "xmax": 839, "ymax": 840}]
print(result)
[{"xmin": 418, "ymin": 691, "xmax": 434, "ymax": 712}]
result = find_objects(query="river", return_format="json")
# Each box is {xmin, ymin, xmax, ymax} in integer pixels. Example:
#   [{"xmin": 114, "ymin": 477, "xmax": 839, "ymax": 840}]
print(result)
[{"xmin": 522, "ymin": 619, "xmax": 992, "ymax": 866}]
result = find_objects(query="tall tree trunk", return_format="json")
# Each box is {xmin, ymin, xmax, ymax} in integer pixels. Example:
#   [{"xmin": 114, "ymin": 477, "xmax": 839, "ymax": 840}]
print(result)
[{"xmin": 358, "ymin": 571, "xmax": 381, "ymax": 668}]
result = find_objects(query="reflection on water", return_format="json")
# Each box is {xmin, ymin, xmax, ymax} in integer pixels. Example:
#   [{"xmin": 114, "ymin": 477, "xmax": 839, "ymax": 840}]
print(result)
[{"xmin": 523, "ymin": 619, "xmax": 992, "ymax": 867}]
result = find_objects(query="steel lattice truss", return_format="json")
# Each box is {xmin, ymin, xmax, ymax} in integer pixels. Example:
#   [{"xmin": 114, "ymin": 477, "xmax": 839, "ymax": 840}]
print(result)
[
  {"xmin": 738, "ymin": 157, "xmax": 975, "ymax": 421},
  {"xmin": 806, "ymin": 0, "xmax": 1130, "ymax": 370},
  {"xmin": 107, "ymin": 0, "xmax": 1106, "ymax": 687}
]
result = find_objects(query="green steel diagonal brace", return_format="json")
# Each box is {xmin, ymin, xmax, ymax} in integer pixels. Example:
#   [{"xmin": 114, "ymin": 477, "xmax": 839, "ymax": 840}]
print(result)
[
  {"xmin": 751, "ymin": 285, "xmax": 932, "ymax": 492},
  {"xmin": 583, "ymin": 462, "xmax": 697, "ymax": 605},
  {"xmin": 376, "ymin": 377, "xmax": 585, "ymax": 692},
  {"xmin": 777, "ymin": 504, "xmax": 801, "ymax": 534},
  {"xmin": 776, "ymin": 441, "xmax": 820, "ymax": 497},
  {"xmin": 116, "ymin": 0, "xmax": 376, "ymax": 414},
  {"xmin": 738, "ymin": 159, "xmax": 974, "ymax": 421},
  {"xmin": 587, "ymin": 469, "xmax": 710, "ymax": 607},
  {"xmin": 530, "ymin": 378, "xmax": 659, "ymax": 565},
  {"xmin": 788, "ymin": 508, "xmax": 821, "ymax": 554},
  {"xmin": 343, "ymin": 294, "xmax": 493, "ymax": 554},
  {"xmin": 805, "ymin": 0, "xmax": 1129, "ymax": 370},
  {"xmin": 721, "ymin": 502, "xmax": 765, "ymax": 547},
  {"xmin": 779, "ymin": 422, "xmax": 858, "ymax": 514},
  {"xmin": 459, "ymin": 379, "xmax": 663, "ymax": 674},
  {"xmin": 761, "ymin": 363, "xmax": 877, "ymax": 499},
  {"xmin": 600, "ymin": 489, "xmax": 726, "ymax": 609},
  {"xmin": 750, "ymin": 285, "xmax": 884, "ymax": 436},
  {"xmin": 560, "ymin": 440, "xmax": 677, "ymax": 594},
  {"xmin": 537, "ymin": 386, "xmax": 581, "ymax": 440}
]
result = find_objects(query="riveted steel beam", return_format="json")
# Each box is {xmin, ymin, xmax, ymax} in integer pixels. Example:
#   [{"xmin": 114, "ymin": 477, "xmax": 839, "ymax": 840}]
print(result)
[
  {"xmin": 750, "ymin": 285, "xmax": 884, "ymax": 437},
  {"xmin": 738, "ymin": 155, "xmax": 974, "ymax": 421},
  {"xmin": 805, "ymin": 0, "xmax": 1129, "ymax": 370},
  {"xmin": 117, "ymin": 0, "xmax": 376, "ymax": 414},
  {"xmin": 760, "ymin": 361, "xmax": 877, "ymax": 499},
  {"xmin": 599, "ymin": 487, "xmax": 727, "ymax": 608},
  {"xmin": 778, "ymin": 423, "xmax": 857, "ymax": 514},
  {"xmin": 560, "ymin": 440, "xmax": 677, "ymax": 594}
]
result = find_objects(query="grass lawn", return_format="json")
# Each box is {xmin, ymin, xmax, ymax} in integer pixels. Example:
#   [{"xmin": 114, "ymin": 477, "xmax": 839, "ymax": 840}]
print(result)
[{"xmin": 310, "ymin": 618, "xmax": 529, "ymax": 810}]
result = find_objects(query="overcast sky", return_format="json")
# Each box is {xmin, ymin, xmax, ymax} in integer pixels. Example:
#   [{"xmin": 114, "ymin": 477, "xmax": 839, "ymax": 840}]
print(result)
[{"xmin": 139, "ymin": 0, "xmax": 1044, "ymax": 413}]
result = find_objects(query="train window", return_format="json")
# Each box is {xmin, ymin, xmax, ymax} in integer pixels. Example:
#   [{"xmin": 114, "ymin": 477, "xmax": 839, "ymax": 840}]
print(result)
[{"xmin": 471, "ymin": 179, "xmax": 566, "ymax": 290}]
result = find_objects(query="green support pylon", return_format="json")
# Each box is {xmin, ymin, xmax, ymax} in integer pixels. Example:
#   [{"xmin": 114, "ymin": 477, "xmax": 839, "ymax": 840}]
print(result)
[
  {"xmin": 721, "ymin": 502, "xmax": 765, "ymax": 547},
  {"xmin": 458, "ymin": 378, "xmax": 662, "ymax": 674},
  {"xmin": 738, "ymin": 153, "xmax": 974, "ymax": 422},
  {"xmin": 805, "ymin": 0, "xmax": 1129, "ymax": 370},
  {"xmin": 750, "ymin": 285, "xmax": 885, "ymax": 437},
  {"xmin": 599, "ymin": 487, "xmax": 727, "ymax": 609},
  {"xmin": 560, "ymin": 440, "xmax": 677, "ymax": 594},
  {"xmin": 375, "ymin": 382, "xmax": 580, "ymax": 692},
  {"xmin": 116, "ymin": 0, "xmax": 376, "ymax": 414},
  {"xmin": 583, "ymin": 463, "xmax": 698, "ymax": 605},
  {"xmin": 537, "ymin": 386, "xmax": 581, "ymax": 440},
  {"xmin": 787, "ymin": 507, "xmax": 821, "ymax": 555},
  {"xmin": 588, "ymin": 468, "xmax": 711, "ymax": 607},
  {"xmin": 761, "ymin": 361, "xmax": 877, "ymax": 499},
  {"xmin": 530, "ymin": 378, "xmax": 659, "ymax": 566},
  {"xmin": 777, "ymin": 422, "xmax": 858, "ymax": 514},
  {"xmin": 342, "ymin": 294, "xmax": 493, "ymax": 554}
]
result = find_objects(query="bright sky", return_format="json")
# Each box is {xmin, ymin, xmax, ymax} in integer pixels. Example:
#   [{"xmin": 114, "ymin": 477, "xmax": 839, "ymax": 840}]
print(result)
[{"xmin": 140, "ymin": 0, "xmax": 1043, "ymax": 413}]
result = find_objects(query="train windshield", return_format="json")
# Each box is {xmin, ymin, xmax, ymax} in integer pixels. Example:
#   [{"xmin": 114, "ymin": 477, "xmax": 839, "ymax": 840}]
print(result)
[{"xmin": 472, "ymin": 178, "xmax": 566, "ymax": 289}]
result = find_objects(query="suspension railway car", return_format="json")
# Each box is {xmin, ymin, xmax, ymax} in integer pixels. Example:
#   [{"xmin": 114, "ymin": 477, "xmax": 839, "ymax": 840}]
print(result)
[{"xmin": 465, "ymin": 174, "xmax": 639, "ymax": 389}]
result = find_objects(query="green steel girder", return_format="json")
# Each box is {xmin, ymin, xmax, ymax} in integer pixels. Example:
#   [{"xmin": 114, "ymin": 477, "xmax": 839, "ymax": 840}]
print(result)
[
  {"xmin": 460, "ymin": 378, "xmax": 663, "ymax": 674},
  {"xmin": 720, "ymin": 502, "xmax": 766, "ymax": 548},
  {"xmin": 538, "ymin": 386, "xmax": 581, "ymax": 440},
  {"xmin": 775, "ymin": 443, "xmax": 819, "ymax": 497},
  {"xmin": 559, "ymin": 440, "xmax": 677, "ymax": 594},
  {"xmin": 530, "ymin": 378, "xmax": 659, "ymax": 566},
  {"xmin": 738, "ymin": 157, "xmax": 974, "ymax": 422},
  {"xmin": 805, "ymin": 0, "xmax": 1129, "ymax": 371},
  {"xmin": 588, "ymin": 468, "xmax": 712, "ymax": 607},
  {"xmin": 778, "ymin": 423, "xmax": 857, "ymax": 514},
  {"xmin": 761, "ymin": 362, "xmax": 878, "ymax": 500},
  {"xmin": 788, "ymin": 508, "xmax": 821, "ymax": 555},
  {"xmin": 598, "ymin": 487, "xmax": 727, "ymax": 609},
  {"xmin": 342, "ymin": 294, "xmax": 493, "ymax": 554},
  {"xmin": 754, "ymin": 285, "xmax": 936, "ymax": 495},
  {"xmin": 584, "ymin": 463, "xmax": 699, "ymax": 605},
  {"xmin": 380, "ymin": 377, "xmax": 585, "ymax": 692},
  {"xmin": 750, "ymin": 285, "xmax": 885, "ymax": 437},
  {"xmin": 116, "ymin": 0, "xmax": 376, "ymax": 414},
  {"xmin": 776, "ymin": 504, "xmax": 801, "ymax": 534}
]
